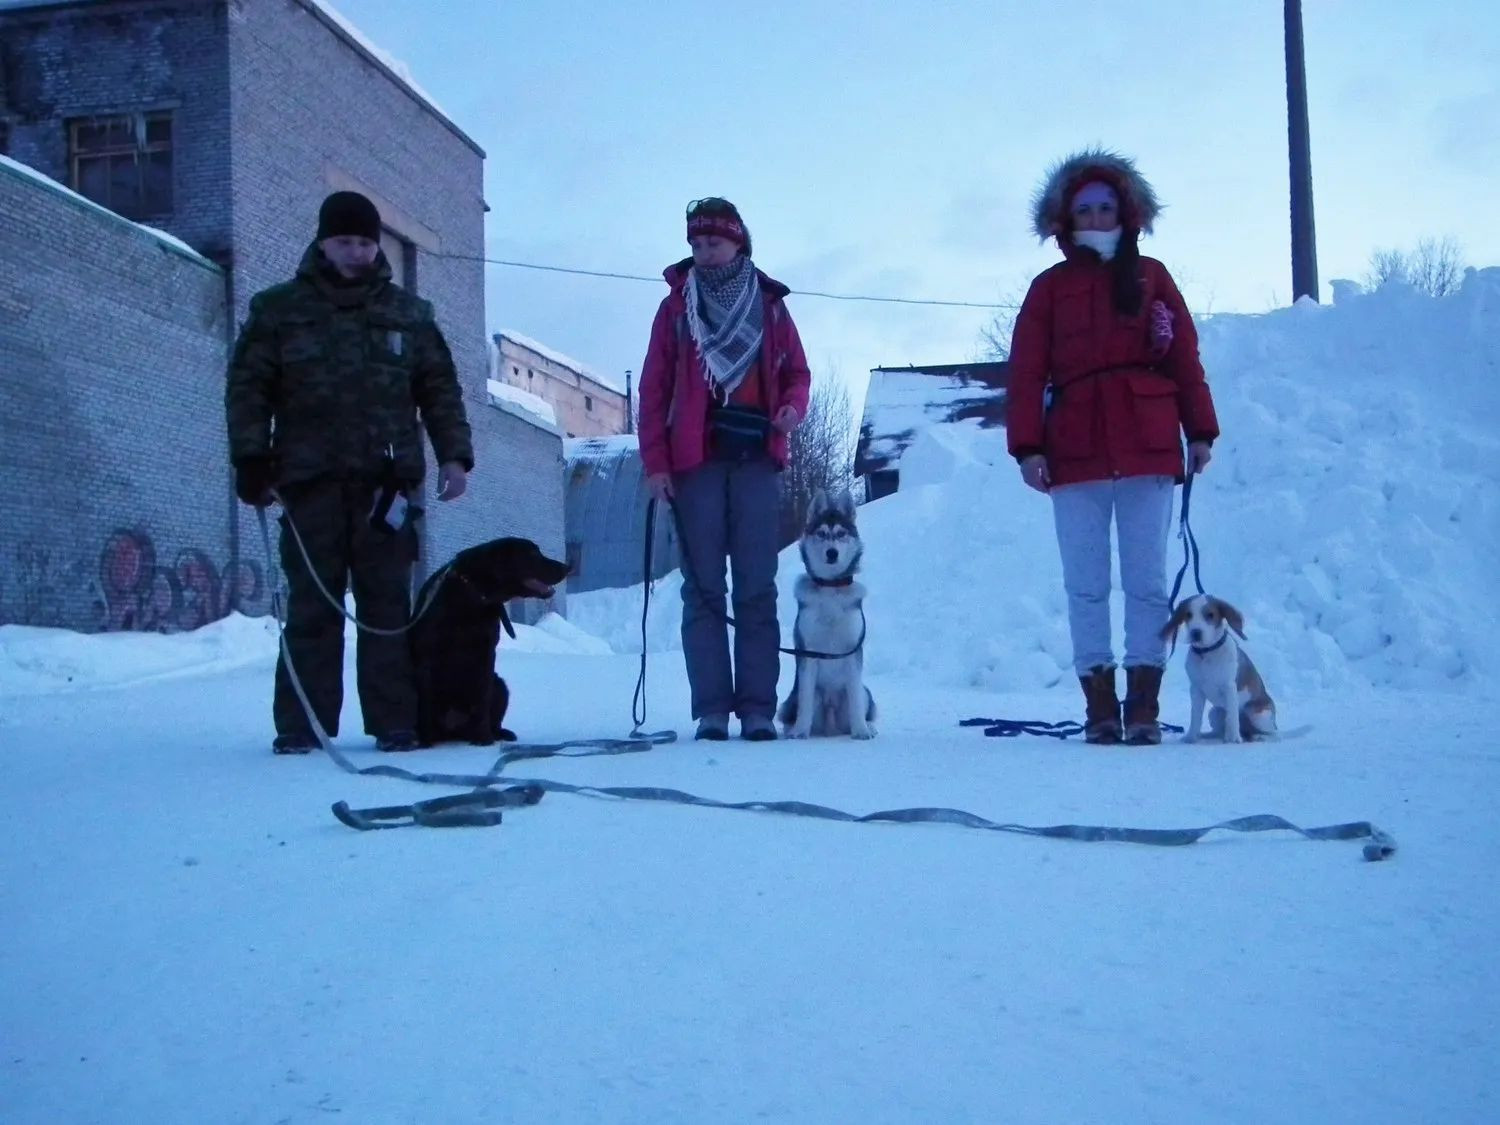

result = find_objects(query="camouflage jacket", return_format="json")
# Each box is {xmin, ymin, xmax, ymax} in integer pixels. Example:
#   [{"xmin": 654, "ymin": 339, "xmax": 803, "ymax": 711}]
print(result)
[{"xmin": 225, "ymin": 243, "xmax": 474, "ymax": 486}]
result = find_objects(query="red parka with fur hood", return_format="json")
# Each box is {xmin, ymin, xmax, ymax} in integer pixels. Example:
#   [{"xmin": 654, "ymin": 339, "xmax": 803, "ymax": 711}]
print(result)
[
  {"xmin": 1005, "ymin": 150, "xmax": 1220, "ymax": 487},
  {"xmin": 638, "ymin": 258, "xmax": 811, "ymax": 477}
]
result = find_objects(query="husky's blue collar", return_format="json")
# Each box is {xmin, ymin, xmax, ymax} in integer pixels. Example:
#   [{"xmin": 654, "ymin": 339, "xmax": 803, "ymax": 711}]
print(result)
[{"xmin": 811, "ymin": 574, "xmax": 855, "ymax": 588}]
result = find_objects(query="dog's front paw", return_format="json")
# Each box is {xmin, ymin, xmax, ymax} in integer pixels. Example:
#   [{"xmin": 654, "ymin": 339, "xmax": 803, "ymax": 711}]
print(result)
[
  {"xmin": 1183, "ymin": 731, "xmax": 1200, "ymax": 744},
  {"xmin": 785, "ymin": 725, "xmax": 811, "ymax": 740},
  {"xmin": 851, "ymin": 724, "xmax": 876, "ymax": 740}
]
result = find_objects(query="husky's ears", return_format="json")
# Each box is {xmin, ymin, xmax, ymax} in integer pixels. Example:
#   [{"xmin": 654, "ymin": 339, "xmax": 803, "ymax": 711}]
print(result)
[
  {"xmin": 807, "ymin": 488, "xmax": 830, "ymax": 518},
  {"xmin": 1212, "ymin": 597, "xmax": 1247, "ymax": 640},
  {"xmin": 1160, "ymin": 601, "xmax": 1192, "ymax": 643},
  {"xmin": 832, "ymin": 488, "xmax": 855, "ymax": 517}
]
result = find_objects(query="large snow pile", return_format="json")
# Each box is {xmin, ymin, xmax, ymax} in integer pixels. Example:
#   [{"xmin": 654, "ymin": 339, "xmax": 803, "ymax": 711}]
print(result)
[{"xmin": 571, "ymin": 270, "xmax": 1500, "ymax": 693}]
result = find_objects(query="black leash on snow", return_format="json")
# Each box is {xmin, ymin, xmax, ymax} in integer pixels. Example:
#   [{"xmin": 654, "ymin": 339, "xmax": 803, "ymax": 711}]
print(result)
[
  {"xmin": 657, "ymin": 495, "xmax": 865, "ymax": 660},
  {"xmin": 963, "ymin": 717, "xmax": 1182, "ymax": 740},
  {"xmin": 263, "ymin": 503, "xmax": 1395, "ymax": 858}
]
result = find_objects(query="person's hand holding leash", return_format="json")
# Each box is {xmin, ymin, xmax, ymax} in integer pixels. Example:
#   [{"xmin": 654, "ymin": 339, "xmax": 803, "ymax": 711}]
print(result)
[
  {"xmin": 772, "ymin": 405, "xmax": 801, "ymax": 434},
  {"xmin": 646, "ymin": 472, "xmax": 674, "ymax": 502},
  {"xmin": 1186, "ymin": 441, "xmax": 1213, "ymax": 474}
]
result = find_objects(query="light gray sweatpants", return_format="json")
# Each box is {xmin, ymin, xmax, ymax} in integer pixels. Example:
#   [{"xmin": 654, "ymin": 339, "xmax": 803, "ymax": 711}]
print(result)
[
  {"xmin": 1050, "ymin": 475, "xmax": 1176, "ymax": 675},
  {"xmin": 673, "ymin": 458, "xmax": 782, "ymax": 720}
]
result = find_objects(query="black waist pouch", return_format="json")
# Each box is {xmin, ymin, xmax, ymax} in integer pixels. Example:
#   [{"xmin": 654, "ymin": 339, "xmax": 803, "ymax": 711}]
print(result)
[{"xmin": 708, "ymin": 405, "xmax": 771, "ymax": 462}]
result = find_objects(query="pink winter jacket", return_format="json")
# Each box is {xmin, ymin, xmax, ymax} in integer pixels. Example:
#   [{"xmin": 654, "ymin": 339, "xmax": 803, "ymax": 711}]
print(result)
[{"xmin": 637, "ymin": 259, "xmax": 812, "ymax": 476}]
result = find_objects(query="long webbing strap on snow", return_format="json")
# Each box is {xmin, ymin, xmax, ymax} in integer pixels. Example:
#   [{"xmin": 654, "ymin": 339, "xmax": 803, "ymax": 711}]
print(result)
[{"xmin": 489, "ymin": 775, "xmax": 1398, "ymax": 861}]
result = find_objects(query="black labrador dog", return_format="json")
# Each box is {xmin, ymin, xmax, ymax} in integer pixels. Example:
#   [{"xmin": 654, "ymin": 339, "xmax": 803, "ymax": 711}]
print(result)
[{"xmin": 409, "ymin": 537, "xmax": 570, "ymax": 747}]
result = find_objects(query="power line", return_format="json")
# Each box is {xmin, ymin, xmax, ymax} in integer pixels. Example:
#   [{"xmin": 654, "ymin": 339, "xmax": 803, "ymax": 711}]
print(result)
[{"xmin": 431, "ymin": 250, "xmax": 1020, "ymax": 310}]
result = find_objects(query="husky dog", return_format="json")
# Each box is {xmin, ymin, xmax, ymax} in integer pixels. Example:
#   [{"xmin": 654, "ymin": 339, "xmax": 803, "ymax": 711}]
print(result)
[{"xmin": 778, "ymin": 489, "xmax": 877, "ymax": 739}]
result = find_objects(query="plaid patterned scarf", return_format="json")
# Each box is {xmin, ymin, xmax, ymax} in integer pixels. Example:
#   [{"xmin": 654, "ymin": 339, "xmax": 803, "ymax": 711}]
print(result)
[{"xmin": 684, "ymin": 255, "xmax": 763, "ymax": 401}]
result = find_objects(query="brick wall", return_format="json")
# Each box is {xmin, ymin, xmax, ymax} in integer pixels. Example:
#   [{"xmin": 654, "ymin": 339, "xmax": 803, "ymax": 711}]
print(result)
[
  {"xmin": 0, "ymin": 0, "xmax": 234, "ymax": 261},
  {"xmin": 0, "ymin": 0, "xmax": 566, "ymax": 632},
  {"xmin": 0, "ymin": 160, "xmax": 242, "ymax": 632},
  {"xmin": 226, "ymin": 0, "xmax": 560, "ymax": 589}
]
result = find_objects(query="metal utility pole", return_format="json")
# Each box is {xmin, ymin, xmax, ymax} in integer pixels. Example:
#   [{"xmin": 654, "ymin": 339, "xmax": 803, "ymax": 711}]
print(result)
[
  {"xmin": 1285, "ymin": 0, "xmax": 1319, "ymax": 302},
  {"xmin": 624, "ymin": 369, "xmax": 634, "ymax": 434}
]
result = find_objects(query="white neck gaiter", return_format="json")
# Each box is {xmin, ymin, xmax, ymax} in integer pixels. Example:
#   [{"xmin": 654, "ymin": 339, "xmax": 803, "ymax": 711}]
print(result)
[{"xmin": 1072, "ymin": 227, "xmax": 1123, "ymax": 261}]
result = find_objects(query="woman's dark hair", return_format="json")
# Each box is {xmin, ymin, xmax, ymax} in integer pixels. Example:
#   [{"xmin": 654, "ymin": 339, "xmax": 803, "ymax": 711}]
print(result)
[
  {"xmin": 1110, "ymin": 229, "xmax": 1144, "ymax": 317},
  {"xmin": 686, "ymin": 196, "xmax": 752, "ymax": 256}
]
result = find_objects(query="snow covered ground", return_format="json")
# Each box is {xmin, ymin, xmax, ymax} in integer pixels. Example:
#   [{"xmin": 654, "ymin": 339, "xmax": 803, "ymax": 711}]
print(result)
[{"xmin": 3, "ymin": 277, "xmax": 1498, "ymax": 1122}]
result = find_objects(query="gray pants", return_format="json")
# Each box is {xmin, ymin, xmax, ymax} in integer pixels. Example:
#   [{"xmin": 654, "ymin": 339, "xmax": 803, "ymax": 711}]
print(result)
[
  {"xmin": 673, "ymin": 458, "xmax": 782, "ymax": 720},
  {"xmin": 1051, "ymin": 475, "xmax": 1176, "ymax": 675}
]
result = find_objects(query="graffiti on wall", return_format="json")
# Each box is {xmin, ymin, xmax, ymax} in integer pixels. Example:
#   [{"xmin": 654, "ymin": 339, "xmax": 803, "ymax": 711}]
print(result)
[
  {"xmin": 6, "ymin": 530, "xmax": 267, "ymax": 634},
  {"xmin": 96, "ymin": 529, "xmax": 266, "ymax": 633}
]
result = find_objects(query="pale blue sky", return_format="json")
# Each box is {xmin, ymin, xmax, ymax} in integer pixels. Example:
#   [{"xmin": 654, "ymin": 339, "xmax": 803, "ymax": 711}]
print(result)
[{"xmin": 336, "ymin": 0, "xmax": 1499, "ymax": 391}]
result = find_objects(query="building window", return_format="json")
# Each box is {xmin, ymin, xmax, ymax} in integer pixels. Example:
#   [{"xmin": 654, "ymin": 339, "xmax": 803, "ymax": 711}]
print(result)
[
  {"xmin": 68, "ymin": 111, "xmax": 173, "ymax": 219},
  {"xmin": 512, "ymin": 366, "xmax": 520, "ymax": 377},
  {"xmin": 585, "ymin": 395, "xmax": 594, "ymax": 412}
]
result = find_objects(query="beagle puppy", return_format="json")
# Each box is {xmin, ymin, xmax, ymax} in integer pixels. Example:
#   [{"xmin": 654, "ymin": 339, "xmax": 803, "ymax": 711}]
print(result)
[{"xmin": 1161, "ymin": 595, "xmax": 1278, "ymax": 743}]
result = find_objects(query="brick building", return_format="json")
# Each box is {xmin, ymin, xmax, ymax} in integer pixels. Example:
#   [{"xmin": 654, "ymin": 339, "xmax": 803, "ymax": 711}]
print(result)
[
  {"xmin": 0, "ymin": 0, "xmax": 565, "ymax": 631},
  {"xmin": 493, "ymin": 330, "xmax": 629, "ymax": 439}
]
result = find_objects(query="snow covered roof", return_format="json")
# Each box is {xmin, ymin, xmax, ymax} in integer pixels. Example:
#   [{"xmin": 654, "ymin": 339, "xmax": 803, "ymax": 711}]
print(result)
[
  {"xmin": 301, "ymin": 0, "xmax": 481, "ymax": 156},
  {"xmin": 0, "ymin": 153, "xmax": 220, "ymax": 271},
  {"xmin": 855, "ymin": 361, "xmax": 1009, "ymax": 477},
  {"xmin": 497, "ymin": 330, "xmax": 625, "ymax": 394},
  {"xmin": 487, "ymin": 378, "xmax": 559, "ymax": 434}
]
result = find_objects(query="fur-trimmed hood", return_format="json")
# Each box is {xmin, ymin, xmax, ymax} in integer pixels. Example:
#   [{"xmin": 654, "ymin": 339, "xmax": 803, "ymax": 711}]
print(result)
[{"xmin": 1030, "ymin": 148, "xmax": 1162, "ymax": 241}]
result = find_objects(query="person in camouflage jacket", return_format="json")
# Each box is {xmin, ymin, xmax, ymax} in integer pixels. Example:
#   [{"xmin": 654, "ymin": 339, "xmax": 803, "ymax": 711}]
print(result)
[{"xmin": 225, "ymin": 191, "xmax": 474, "ymax": 755}]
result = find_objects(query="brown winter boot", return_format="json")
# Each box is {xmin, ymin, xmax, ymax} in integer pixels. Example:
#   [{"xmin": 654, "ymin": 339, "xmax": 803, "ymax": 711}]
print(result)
[
  {"xmin": 1079, "ymin": 665, "xmax": 1122, "ymax": 744},
  {"xmin": 1123, "ymin": 664, "xmax": 1164, "ymax": 745}
]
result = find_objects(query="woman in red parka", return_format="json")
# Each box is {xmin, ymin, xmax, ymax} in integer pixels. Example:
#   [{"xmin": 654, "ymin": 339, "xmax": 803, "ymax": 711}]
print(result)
[
  {"xmin": 638, "ymin": 197, "xmax": 811, "ymax": 742},
  {"xmin": 1006, "ymin": 149, "xmax": 1220, "ymax": 744}
]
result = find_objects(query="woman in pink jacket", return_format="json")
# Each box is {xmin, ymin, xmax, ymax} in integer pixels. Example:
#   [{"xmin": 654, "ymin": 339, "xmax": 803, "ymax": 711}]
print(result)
[{"xmin": 638, "ymin": 197, "xmax": 811, "ymax": 741}]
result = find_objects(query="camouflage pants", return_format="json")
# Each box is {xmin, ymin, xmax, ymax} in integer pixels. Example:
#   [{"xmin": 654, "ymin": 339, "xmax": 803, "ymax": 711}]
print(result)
[{"xmin": 273, "ymin": 477, "xmax": 419, "ymax": 738}]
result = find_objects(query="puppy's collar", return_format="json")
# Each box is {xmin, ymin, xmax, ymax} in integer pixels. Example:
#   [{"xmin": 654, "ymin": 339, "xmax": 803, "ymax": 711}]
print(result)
[
  {"xmin": 811, "ymin": 575, "xmax": 855, "ymax": 588},
  {"xmin": 1191, "ymin": 633, "xmax": 1229, "ymax": 655}
]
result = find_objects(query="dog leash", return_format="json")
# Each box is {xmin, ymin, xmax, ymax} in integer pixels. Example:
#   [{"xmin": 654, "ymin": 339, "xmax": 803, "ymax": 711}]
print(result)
[
  {"xmin": 961, "ymin": 717, "xmax": 1185, "ymax": 740},
  {"xmin": 657, "ymin": 497, "xmax": 866, "ymax": 660},
  {"xmin": 1167, "ymin": 468, "xmax": 1206, "ymax": 611}
]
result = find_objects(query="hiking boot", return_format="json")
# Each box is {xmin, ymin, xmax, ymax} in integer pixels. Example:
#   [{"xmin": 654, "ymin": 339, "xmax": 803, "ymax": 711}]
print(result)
[
  {"xmin": 694, "ymin": 714, "xmax": 730, "ymax": 741},
  {"xmin": 1079, "ymin": 664, "xmax": 1122, "ymax": 744},
  {"xmin": 740, "ymin": 714, "xmax": 778, "ymax": 742},
  {"xmin": 375, "ymin": 730, "xmax": 418, "ymax": 753},
  {"xmin": 1123, "ymin": 665, "xmax": 1164, "ymax": 745},
  {"xmin": 272, "ymin": 732, "xmax": 318, "ymax": 755}
]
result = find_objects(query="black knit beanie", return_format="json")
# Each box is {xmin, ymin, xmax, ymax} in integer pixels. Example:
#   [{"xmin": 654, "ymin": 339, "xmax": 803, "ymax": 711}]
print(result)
[{"xmin": 316, "ymin": 191, "xmax": 381, "ymax": 241}]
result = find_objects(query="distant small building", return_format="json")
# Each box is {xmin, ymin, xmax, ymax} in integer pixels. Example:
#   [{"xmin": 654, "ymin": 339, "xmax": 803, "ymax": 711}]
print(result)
[
  {"xmin": 854, "ymin": 361, "xmax": 1009, "ymax": 502},
  {"xmin": 562, "ymin": 435, "xmax": 678, "ymax": 594},
  {"xmin": 493, "ymin": 330, "xmax": 628, "ymax": 439}
]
